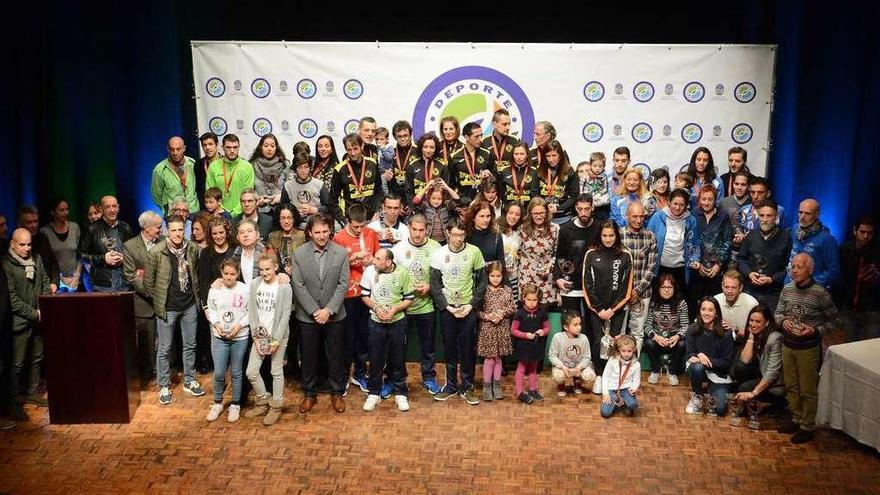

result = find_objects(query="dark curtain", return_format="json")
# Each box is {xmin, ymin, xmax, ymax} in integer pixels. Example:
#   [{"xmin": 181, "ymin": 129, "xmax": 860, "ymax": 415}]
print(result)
[{"xmin": 2, "ymin": 1, "xmax": 877, "ymax": 245}]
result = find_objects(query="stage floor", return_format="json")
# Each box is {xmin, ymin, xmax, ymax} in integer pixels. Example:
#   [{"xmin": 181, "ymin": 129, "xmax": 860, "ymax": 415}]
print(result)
[{"xmin": 2, "ymin": 365, "xmax": 878, "ymax": 494}]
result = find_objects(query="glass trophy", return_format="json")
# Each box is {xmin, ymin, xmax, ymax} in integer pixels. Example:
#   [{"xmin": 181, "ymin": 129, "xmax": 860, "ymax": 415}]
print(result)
[
  {"xmin": 559, "ymin": 259, "xmax": 575, "ymax": 293},
  {"xmin": 255, "ymin": 326, "xmax": 271, "ymax": 354},
  {"xmin": 754, "ymin": 254, "xmax": 768, "ymax": 276},
  {"xmin": 102, "ymin": 236, "xmax": 118, "ymax": 253},
  {"xmin": 221, "ymin": 311, "xmax": 235, "ymax": 335},
  {"xmin": 747, "ymin": 400, "xmax": 761, "ymax": 430},
  {"xmin": 729, "ymin": 399, "xmax": 746, "ymax": 427},
  {"xmin": 702, "ymin": 393, "xmax": 717, "ymax": 415},
  {"xmin": 264, "ymin": 172, "xmax": 279, "ymax": 197}
]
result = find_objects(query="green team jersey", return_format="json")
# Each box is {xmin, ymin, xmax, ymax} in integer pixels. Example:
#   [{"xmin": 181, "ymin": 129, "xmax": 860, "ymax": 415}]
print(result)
[
  {"xmin": 431, "ymin": 243, "xmax": 485, "ymax": 307},
  {"xmin": 391, "ymin": 237, "xmax": 440, "ymax": 314},
  {"xmin": 205, "ymin": 157, "xmax": 255, "ymax": 216},
  {"xmin": 360, "ymin": 264, "xmax": 414, "ymax": 324}
]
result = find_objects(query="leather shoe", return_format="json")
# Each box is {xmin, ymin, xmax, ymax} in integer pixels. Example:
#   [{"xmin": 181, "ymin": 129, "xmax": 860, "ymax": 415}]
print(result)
[
  {"xmin": 299, "ymin": 396, "xmax": 317, "ymax": 414},
  {"xmin": 331, "ymin": 394, "xmax": 346, "ymax": 413}
]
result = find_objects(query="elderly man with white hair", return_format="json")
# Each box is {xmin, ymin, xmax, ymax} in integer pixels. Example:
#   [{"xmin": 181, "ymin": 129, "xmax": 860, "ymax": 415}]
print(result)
[
  {"xmin": 775, "ymin": 252, "xmax": 839, "ymax": 444},
  {"xmin": 124, "ymin": 210, "xmax": 165, "ymax": 387}
]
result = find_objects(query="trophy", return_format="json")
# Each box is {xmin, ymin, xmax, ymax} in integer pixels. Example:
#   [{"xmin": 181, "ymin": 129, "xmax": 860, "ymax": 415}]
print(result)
[
  {"xmin": 221, "ymin": 311, "xmax": 235, "ymax": 335},
  {"xmin": 747, "ymin": 400, "xmax": 762, "ymax": 430},
  {"xmin": 255, "ymin": 326, "xmax": 271, "ymax": 354},
  {"xmin": 559, "ymin": 259, "xmax": 575, "ymax": 293},
  {"xmin": 702, "ymin": 393, "xmax": 717, "ymax": 415},
  {"xmin": 656, "ymin": 312, "xmax": 675, "ymax": 339},
  {"xmin": 703, "ymin": 248, "xmax": 719, "ymax": 270},
  {"xmin": 599, "ymin": 321, "xmax": 613, "ymax": 360},
  {"xmin": 452, "ymin": 289, "xmax": 463, "ymax": 306},
  {"xmin": 102, "ymin": 236, "xmax": 118, "ymax": 253},
  {"xmin": 754, "ymin": 254, "xmax": 768, "ymax": 276},
  {"xmin": 263, "ymin": 172, "xmax": 279, "ymax": 197},
  {"xmin": 786, "ymin": 304, "xmax": 806, "ymax": 333},
  {"xmin": 729, "ymin": 399, "xmax": 747, "ymax": 427}
]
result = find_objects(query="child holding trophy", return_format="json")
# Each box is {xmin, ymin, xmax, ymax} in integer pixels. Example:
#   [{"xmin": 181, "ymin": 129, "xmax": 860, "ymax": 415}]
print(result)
[
  {"xmin": 205, "ymin": 258, "xmax": 250, "ymax": 422},
  {"xmin": 243, "ymin": 254, "xmax": 293, "ymax": 426},
  {"xmin": 600, "ymin": 334, "xmax": 640, "ymax": 417}
]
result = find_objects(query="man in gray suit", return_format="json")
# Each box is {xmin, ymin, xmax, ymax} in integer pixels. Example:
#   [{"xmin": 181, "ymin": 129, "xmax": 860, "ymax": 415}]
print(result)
[
  {"xmin": 123, "ymin": 211, "xmax": 164, "ymax": 388},
  {"xmin": 291, "ymin": 213, "xmax": 350, "ymax": 414}
]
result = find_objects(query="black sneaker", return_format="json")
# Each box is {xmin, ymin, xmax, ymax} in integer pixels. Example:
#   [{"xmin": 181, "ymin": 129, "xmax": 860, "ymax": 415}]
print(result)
[
  {"xmin": 790, "ymin": 428, "xmax": 815, "ymax": 444},
  {"xmin": 517, "ymin": 392, "xmax": 534, "ymax": 405},
  {"xmin": 529, "ymin": 390, "xmax": 544, "ymax": 402}
]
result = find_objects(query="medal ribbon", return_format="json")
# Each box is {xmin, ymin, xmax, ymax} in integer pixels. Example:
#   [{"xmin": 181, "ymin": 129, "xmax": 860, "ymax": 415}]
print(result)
[{"xmin": 346, "ymin": 159, "xmax": 367, "ymax": 192}]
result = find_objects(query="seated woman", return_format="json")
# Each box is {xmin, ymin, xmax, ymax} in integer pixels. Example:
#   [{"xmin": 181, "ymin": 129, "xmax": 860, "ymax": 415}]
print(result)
[
  {"xmin": 643, "ymin": 273, "xmax": 689, "ymax": 386},
  {"xmin": 685, "ymin": 296, "xmax": 735, "ymax": 416},
  {"xmin": 731, "ymin": 304, "xmax": 787, "ymax": 415}
]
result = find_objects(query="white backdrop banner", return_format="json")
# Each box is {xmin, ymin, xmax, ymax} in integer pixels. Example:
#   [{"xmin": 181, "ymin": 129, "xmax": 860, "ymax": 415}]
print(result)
[{"xmin": 191, "ymin": 42, "xmax": 775, "ymax": 177}]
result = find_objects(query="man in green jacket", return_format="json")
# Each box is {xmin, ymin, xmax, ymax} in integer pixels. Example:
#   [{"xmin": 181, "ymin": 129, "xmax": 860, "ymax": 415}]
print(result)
[
  {"xmin": 151, "ymin": 136, "xmax": 199, "ymax": 215},
  {"xmin": 205, "ymin": 134, "xmax": 255, "ymax": 216},
  {"xmin": 2, "ymin": 229, "xmax": 51, "ymax": 422},
  {"xmin": 144, "ymin": 216, "xmax": 204, "ymax": 405}
]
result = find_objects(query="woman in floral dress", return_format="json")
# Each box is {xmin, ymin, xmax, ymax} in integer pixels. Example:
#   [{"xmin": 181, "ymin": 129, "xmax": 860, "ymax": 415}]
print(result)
[{"xmin": 516, "ymin": 197, "xmax": 560, "ymax": 307}]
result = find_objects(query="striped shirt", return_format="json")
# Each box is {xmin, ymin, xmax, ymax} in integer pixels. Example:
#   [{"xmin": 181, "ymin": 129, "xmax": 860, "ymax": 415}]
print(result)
[
  {"xmin": 775, "ymin": 278, "xmax": 840, "ymax": 349},
  {"xmin": 644, "ymin": 299, "xmax": 690, "ymax": 339}
]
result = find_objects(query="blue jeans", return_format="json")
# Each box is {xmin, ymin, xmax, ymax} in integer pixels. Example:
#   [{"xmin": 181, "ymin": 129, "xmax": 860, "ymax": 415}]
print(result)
[
  {"xmin": 211, "ymin": 336, "xmax": 248, "ymax": 404},
  {"xmin": 687, "ymin": 363, "xmax": 730, "ymax": 415},
  {"xmin": 600, "ymin": 388, "xmax": 639, "ymax": 418},
  {"xmin": 408, "ymin": 312, "xmax": 437, "ymax": 381},
  {"xmin": 156, "ymin": 304, "xmax": 198, "ymax": 388}
]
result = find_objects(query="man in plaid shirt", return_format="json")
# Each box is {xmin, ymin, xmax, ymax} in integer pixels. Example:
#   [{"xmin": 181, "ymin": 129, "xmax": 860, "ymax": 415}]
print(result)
[{"xmin": 621, "ymin": 202, "xmax": 658, "ymax": 353}]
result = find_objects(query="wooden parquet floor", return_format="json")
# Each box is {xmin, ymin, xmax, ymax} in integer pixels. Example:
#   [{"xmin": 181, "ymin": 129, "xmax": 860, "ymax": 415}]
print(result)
[{"xmin": 1, "ymin": 364, "xmax": 878, "ymax": 494}]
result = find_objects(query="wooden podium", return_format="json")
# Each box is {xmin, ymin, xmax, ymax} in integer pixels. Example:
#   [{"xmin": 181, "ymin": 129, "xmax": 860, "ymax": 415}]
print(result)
[{"xmin": 39, "ymin": 292, "xmax": 141, "ymax": 424}]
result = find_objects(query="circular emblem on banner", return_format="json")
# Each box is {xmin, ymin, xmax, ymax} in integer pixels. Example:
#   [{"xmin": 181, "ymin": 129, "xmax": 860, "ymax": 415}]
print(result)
[
  {"xmin": 631, "ymin": 123, "xmax": 653, "ymax": 143},
  {"xmin": 251, "ymin": 78, "xmax": 271, "ymax": 98},
  {"xmin": 681, "ymin": 123, "xmax": 703, "ymax": 144},
  {"xmin": 412, "ymin": 66, "xmax": 536, "ymax": 144},
  {"xmin": 734, "ymin": 82, "xmax": 756, "ymax": 103},
  {"xmin": 582, "ymin": 122, "xmax": 603, "ymax": 143},
  {"xmin": 632, "ymin": 81, "xmax": 655, "ymax": 103},
  {"xmin": 298, "ymin": 119, "xmax": 318, "ymax": 139},
  {"xmin": 208, "ymin": 117, "xmax": 227, "ymax": 136},
  {"xmin": 633, "ymin": 163, "xmax": 651, "ymax": 180},
  {"xmin": 343, "ymin": 79, "xmax": 364, "ymax": 99},
  {"xmin": 683, "ymin": 81, "xmax": 705, "ymax": 103},
  {"xmin": 583, "ymin": 81, "xmax": 605, "ymax": 102},
  {"xmin": 297, "ymin": 79, "xmax": 317, "ymax": 99},
  {"xmin": 253, "ymin": 118, "xmax": 272, "ymax": 137},
  {"xmin": 731, "ymin": 123, "xmax": 753, "ymax": 144},
  {"xmin": 206, "ymin": 78, "xmax": 225, "ymax": 98},
  {"xmin": 344, "ymin": 120, "xmax": 360, "ymax": 135}
]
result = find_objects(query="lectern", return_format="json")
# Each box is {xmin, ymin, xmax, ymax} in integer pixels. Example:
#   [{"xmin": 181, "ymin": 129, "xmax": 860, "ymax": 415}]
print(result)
[{"xmin": 39, "ymin": 292, "xmax": 140, "ymax": 424}]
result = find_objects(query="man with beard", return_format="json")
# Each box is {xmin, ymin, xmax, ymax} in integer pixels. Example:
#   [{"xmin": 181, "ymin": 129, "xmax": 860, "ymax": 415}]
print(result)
[
  {"xmin": 555, "ymin": 194, "xmax": 601, "ymax": 317},
  {"xmin": 737, "ymin": 200, "xmax": 792, "ymax": 311}
]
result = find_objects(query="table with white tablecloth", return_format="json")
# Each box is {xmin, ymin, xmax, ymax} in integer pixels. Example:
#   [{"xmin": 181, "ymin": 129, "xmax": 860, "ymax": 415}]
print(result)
[{"xmin": 816, "ymin": 338, "xmax": 880, "ymax": 451}]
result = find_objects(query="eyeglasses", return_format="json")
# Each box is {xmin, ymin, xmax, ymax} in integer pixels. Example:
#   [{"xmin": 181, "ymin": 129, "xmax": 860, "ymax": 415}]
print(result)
[
  {"xmin": 530, "ymin": 211, "xmax": 547, "ymax": 217},
  {"xmin": 660, "ymin": 285, "xmax": 674, "ymax": 290}
]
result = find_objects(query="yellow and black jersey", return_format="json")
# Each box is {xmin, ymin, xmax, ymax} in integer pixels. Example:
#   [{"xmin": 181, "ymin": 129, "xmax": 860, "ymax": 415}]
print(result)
[
  {"xmin": 497, "ymin": 163, "xmax": 538, "ymax": 205},
  {"xmin": 481, "ymin": 134, "xmax": 521, "ymax": 173},
  {"xmin": 439, "ymin": 140, "xmax": 464, "ymax": 164},
  {"xmin": 448, "ymin": 146, "xmax": 494, "ymax": 204},
  {"xmin": 329, "ymin": 156, "xmax": 382, "ymax": 222},
  {"xmin": 536, "ymin": 170, "xmax": 579, "ymax": 218},
  {"xmin": 529, "ymin": 145, "xmax": 548, "ymax": 169},
  {"xmin": 388, "ymin": 145, "xmax": 420, "ymax": 198},
  {"xmin": 405, "ymin": 157, "xmax": 449, "ymax": 205}
]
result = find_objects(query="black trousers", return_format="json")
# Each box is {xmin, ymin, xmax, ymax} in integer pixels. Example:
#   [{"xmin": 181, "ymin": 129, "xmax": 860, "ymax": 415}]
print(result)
[
  {"xmin": 134, "ymin": 316, "xmax": 157, "ymax": 385},
  {"xmin": 367, "ymin": 319, "xmax": 409, "ymax": 396},
  {"xmin": 300, "ymin": 320, "xmax": 346, "ymax": 397},
  {"xmin": 588, "ymin": 310, "xmax": 628, "ymax": 376},
  {"xmin": 643, "ymin": 337, "xmax": 686, "ymax": 374}
]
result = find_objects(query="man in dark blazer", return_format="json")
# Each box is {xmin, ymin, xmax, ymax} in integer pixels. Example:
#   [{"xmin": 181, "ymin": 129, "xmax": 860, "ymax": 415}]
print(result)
[
  {"xmin": 291, "ymin": 213, "xmax": 350, "ymax": 414},
  {"xmin": 123, "ymin": 210, "xmax": 165, "ymax": 388}
]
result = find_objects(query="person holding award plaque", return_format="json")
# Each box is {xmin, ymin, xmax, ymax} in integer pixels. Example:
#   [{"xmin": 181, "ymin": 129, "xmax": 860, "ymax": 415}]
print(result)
[
  {"xmin": 280, "ymin": 152, "xmax": 325, "ymax": 230},
  {"xmin": 555, "ymin": 194, "xmax": 601, "ymax": 316},
  {"xmin": 736, "ymin": 200, "xmax": 792, "ymax": 312},
  {"xmin": 775, "ymin": 253, "xmax": 840, "ymax": 443},
  {"xmin": 250, "ymin": 135, "xmax": 289, "ymax": 233},
  {"xmin": 582, "ymin": 221, "xmax": 634, "ymax": 392},
  {"xmin": 359, "ymin": 249, "xmax": 414, "ymax": 412},
  {"xmin": 243, "ymin": 254, "xmax": 293, "ymax": 426},
  {"xmin": 730, "ymin": 305, "xmax": 787, "ymax": 422},
  {"xmin": 643, "ymin": 274, "xmax": 689, "ymax": 386},
  {"xmin": 684, "ymin": 297, "xmax": 735, "ymax": 416},
  {"xmin": 78, "ymin": 195, "xmax": 134, "ymax": 292},
  {"xmin": 690, "ymin": 184, "xmax": 733, "ymax": 304},
  {"xmin": 599, "ymin": 334, "xmax": 640, "ymax": 417},
  {"xmin": 430, "ymin": 218, "xmax": 487, "ymax": 405},
  {"xmin": 205, "ymin": 258, "xmax": 250, "ymax": 423}
]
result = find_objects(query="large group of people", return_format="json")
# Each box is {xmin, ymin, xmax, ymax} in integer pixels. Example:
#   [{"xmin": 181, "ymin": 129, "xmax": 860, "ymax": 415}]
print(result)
[{"xmin": 0, "ymin": 109, "xmax": 877, "ymax": 445}]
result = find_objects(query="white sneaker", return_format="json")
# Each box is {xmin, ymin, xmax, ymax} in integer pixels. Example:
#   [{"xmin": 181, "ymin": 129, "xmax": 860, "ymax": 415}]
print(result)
[
  {"xmin": 667, "ymin": 372, "xmax": 679, "ymax": 386},
  {"xmin": 592, "ymin": 376, "xmax": 603, "ymax": 395},
  {"xmin": 686, "ymin": 394, "xmax": 702, "ymax": 414},
  {"xmin": 648, "ymin": 372, "xmax": 661, "ymax": 384},
  {"xmin": 363, "ymin": 394, "xmax": 381, "ymax": 411},
  {"xmin": 206, "ymin": 403, "xmax": 223, "ymax": 421},
  {"xmin": 227, "ymin": 404, "xmax": 240, "ymax": 423},
  {"xmin": 394, "ymin": 395, "xmax": 410, "ymax": 412}
]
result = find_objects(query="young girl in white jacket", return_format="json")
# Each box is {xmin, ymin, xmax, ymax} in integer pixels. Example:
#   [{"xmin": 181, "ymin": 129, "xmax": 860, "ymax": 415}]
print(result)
[{"xmin": 600, "ymin": 334, "xmax": 641, "ymax": 418}]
